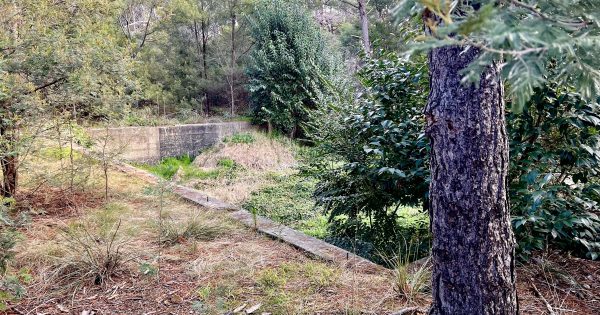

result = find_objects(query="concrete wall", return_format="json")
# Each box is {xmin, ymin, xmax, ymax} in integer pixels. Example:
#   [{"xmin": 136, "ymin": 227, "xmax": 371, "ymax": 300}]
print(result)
[{"xmin": 88, "ymin": 121, "xmax": 252, "ymax": 163}]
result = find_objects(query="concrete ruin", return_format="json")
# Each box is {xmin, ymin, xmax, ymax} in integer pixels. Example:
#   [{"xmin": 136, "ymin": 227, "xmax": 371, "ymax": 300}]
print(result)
[{"xmin": 87, "ymin": 121, "xmax": 253, "ymax": 163}]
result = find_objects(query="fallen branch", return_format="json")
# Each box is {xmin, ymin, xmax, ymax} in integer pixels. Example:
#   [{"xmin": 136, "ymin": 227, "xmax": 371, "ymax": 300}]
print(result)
[
  {"xmin": 531, "ymin": 280, "xmax": 557, "ymax": 315},
  {"xmin": 391, "ymin": 306, "xmax": 424, "ymax": 315}
]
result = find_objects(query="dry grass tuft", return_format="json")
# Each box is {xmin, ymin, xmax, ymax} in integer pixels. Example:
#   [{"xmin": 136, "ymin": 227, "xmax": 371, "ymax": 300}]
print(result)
[
  {"xmin": 158, "ymin": 213, "xmax": 230, "ymax": 246},
  {"xmin": 193, "ymin": 132, "xmax": 296, "ymax": 171},
  {"xmin": 46, "ymin": 220, "xmax": 132, "ymax": 289}
]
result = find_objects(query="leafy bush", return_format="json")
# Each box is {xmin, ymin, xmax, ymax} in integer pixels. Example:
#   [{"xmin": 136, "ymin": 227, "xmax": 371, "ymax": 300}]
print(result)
[
  {"xmin": 309, "ymin": 51, "xmax": 600, "ymax": 261},
  {"xmin": 508, "ymin": 84, "xmax": 600, "ymax": 260},
  {"xmin": 246, "ymin": 0, "xmax": 338, "ymax": 138},
  {"xmin": 305, "ymin": 51, "xmax": 430, "ymax": 263}
]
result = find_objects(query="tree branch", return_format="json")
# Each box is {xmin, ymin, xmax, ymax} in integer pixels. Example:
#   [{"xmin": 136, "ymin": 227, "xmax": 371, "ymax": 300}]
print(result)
[
  {"xmin": 132, "ymin": 3, "xmax": 156, "ymax": 58},
  {"xmin": 27, "ymin": 77, "xmax": 66, "ymax": 94}
]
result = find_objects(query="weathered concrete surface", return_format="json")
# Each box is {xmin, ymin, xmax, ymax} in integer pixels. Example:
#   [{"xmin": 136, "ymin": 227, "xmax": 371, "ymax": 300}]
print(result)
[
  {"xmin": 88, "ymin": 121, "xmax": 252, "ymax": 163},
  {"xmin": 111, "ymin": 161, "xmax": 385, "ymax": 274}
]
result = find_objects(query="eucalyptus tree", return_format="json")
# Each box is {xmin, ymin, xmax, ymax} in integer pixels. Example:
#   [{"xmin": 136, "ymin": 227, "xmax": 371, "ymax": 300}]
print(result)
[
  {"xmin": 394, "ymin": 1, "xmax": 600, "ymax": 313},
  {"xmin": 0, "ymin": 0, "xmax": 132, "ymax": 198}
]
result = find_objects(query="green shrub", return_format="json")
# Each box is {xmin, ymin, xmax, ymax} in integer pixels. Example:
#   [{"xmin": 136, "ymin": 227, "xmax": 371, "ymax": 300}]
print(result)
[
  {"xmin": 308, "ymin": 51, "xmax": 600, "ymax": 261},
  {"xmin": 243, "ymin": 174, "xmax": 322, "ymax": 232},
  {"xmin": 224, "ymin": 133, "xmax": 255, "ymax": 144},
  {"xmin": 508, "ymin": 82, "xmax": 600, "ymax": 260},
  {"xmin": 246, "ymin": 0, "xmax": 338, "ymax": 138},
  {"xmin": 305, "ymin": 51, "xmax": 431, "ymax": 263}
]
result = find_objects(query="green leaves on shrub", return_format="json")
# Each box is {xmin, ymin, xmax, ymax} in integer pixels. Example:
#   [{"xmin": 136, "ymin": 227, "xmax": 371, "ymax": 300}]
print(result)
[
  {"xmin": 305, "ymin": 51, "xmax": 430, "ymax": 263},
  {"xmin": 508, "ymin": 83, "xmax": 600, "ymax": 260},
  {"xmin": 246, "ymin": 0, "xmax": 338, "ymax": 138},
  {"xmin": 309, "ymin": 51, "xmax": 600, "ymax": 261}
]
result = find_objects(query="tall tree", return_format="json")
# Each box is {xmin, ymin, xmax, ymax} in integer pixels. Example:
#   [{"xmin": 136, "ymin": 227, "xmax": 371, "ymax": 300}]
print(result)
[
  {"xmin": 426, "ymin": 46, "xmax": 516, "ymax": 314},
  {"xmin": 339, "ymin": 0, "xmax": 372, "ymax": 55},
  {"xmin": 228, "ymin": 0, "xmax": 238, "ymax": 115},
  {"xmin": 395, "ymin": 0, "xmax": 600, "ymax": 313},
  {"xmin": 0, "ymin": 0, "xmax": 131, "ymax": 198}
]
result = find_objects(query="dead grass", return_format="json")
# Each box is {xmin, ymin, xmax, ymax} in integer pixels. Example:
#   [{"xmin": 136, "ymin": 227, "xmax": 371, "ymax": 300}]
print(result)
[
  {"xmin": 7, "ymin": 142, "xmax": 599, "ymax": 314},
  {"xmin": 6, "ymin": 158, "xmax": 412, "ymax": 314},
  {"xmin": 193, "ymin": 132, "xmax": 296, "ymax": 171},
  {"xmin": 517, "ymin": 252, "xmax": 600, "ymax": 315},
  {"xmin": 46, "ymin": 220, "xmax": 132, "ymax": 289},
  {"xmin": 158, "ymin": 213, "xmax": 231, "ymax": 246},
  {"xmin": 15, "ymin": 185, "xmax": 104, "ymax": 217}
]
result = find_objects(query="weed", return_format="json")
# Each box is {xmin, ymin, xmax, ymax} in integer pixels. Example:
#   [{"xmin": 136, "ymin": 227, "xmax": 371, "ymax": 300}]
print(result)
[
  {"xmin": 303, "ymin": 262, "xmax": 338, "ymax": 290},
  {"xmin": 223, "ymin": 133, "xmax": 255, "ymax": 144},
  {"xmin": 383, "ymin": 242, "xmax": 431, "ymax": 303},
  {"xmin": 258, "ymin": 268, "xmax": 287, "ymax": 289},
  {"xmin": 1, "ymin": 200, "xmax": 22, "ymax": 276},
  {"xmin": 159, "ymin": 215, "xmax": 228, "ymax": 246},
  {"xmin": 0, "ymin": 268, "xmax": 32, "ymax": 311},
  {"xmin": 49, "ymin": 220, "xmax": 131, "ymax": 287},
  {"xmin": 243, "ymin": 174, "xmax": 320, "ymax": 230},
  {"xmin": 139, "ymin": 262, "xmax": 158, "ymax": 276},
  {"xmin": 217, "ymin": 158, "xmax": 236, "ymax": 168},
  {"xmin": 141, "ymin": 155, "xmax": 194, "ymax": 180}
]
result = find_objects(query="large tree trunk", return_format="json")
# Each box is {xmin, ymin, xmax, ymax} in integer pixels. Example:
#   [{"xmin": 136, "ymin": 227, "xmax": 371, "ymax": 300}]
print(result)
[
  {"xmin": 425, "ymin": 46, "xmax": 517, "ymax": 314},
  {"xmin": 357, "ymin": 0, "xmax": 371, "ymax": 55}
]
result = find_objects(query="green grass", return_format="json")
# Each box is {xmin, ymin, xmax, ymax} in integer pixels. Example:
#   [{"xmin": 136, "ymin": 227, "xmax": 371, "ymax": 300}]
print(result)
[
  {"xmin": 243, "ymin": 174, "xmax": 326, "ymax": 236},
  {"xmin": 223, "ymin": 132, "xmax": 255, "ymax": 144},
  {"xmin": 139, "ymin": 156, "xmax": 194, "ymax": 179},
  {"xmin": 139, "ymin": 155, "xmax": 235, "ymax": 181}
]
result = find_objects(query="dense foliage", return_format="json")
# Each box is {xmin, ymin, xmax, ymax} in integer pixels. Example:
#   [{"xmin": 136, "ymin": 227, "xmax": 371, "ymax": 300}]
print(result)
[
  {"xmin": 309, "ymin": 52, "xmax": 600, "ymax": 261},
  {"xmin": 395, "ymin": 0, "xmax": 600, "ymax": 112},
  {"xmin": 306, "ymin": 52, "xmax": 431, "ymax": 261},
  {"xmin": 246, "ymin": 0, "xmax": 337, "ymax": 138},
  {"xmin": 509, "ymin": 83, "xmax": 600, "ymax": 260}
]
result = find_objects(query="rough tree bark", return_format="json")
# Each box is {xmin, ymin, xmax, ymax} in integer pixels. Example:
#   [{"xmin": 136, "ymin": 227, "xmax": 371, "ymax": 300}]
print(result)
[
  {"xmin": 425, "ymin": 45, "xmax": 518, "ymax": 314},
  {"xmin": 357, "ymin": 0, "xmax": 371, "ymax": 55}
]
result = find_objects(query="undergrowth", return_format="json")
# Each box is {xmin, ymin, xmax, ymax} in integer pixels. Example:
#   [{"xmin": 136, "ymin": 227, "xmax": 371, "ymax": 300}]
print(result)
[
  {"xmin": 48, "ymin": 220, "xmax": 131, "ymax": 288},
  {"xmin": 140, "ymin": 155, "xmax": 240, "ymax": 181},
  {"xmin": 243, "ymin": 174, "xmax": 326, "ymax": 237},
  {"xmin": 158, "ymin": 215, "xmax": 229, "ymax": 246}
]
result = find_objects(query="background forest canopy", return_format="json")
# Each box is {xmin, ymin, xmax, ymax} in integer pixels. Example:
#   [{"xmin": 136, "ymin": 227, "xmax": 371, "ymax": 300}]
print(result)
[{"xmin": 1, "ymin": 0, "xmax": 599, "ymax": 265}]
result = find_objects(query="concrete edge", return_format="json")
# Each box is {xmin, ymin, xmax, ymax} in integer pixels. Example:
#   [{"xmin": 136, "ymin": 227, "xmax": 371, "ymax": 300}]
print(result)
[
  {"xmin": 110, "ymin": 161, "xmax": 386, "ymax": 274},
  {"xmin": 88, "ymin": 121, "xmax": 252, "ymax": 132}
]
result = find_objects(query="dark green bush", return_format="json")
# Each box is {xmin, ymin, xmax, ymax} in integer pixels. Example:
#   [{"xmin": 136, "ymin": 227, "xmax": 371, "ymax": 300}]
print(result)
[
  {"xmin": 508, "ymin": 84, "xmax": 600, "ymax": 260},
  {"xmin": 246, "ymin": 0, "xmax": 337, "ymax": 138},
  {"xmin": 305, "ymin": 51, "xmax": 430, "ymax": 263},
  {"xmin": 308, "ymin": 52, "xmax": 600, "ymax": 261}
]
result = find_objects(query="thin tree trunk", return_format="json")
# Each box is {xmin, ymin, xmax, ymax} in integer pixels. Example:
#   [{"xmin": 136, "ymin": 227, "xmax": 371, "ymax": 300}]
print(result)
[
  {"xmin": 425, "ymin": 45, "xmax": 517, "ymax": 314},
  {"xmin": 0, "ymin": 126, "xmax": 18, "ymax": 198},
  {"xmin": 229, "ymin": 1, "xmax": 237, "ymax": 116},
  {"xmin": 357, "ymin": 0, "xmax": 371, "ymax": 55}
]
